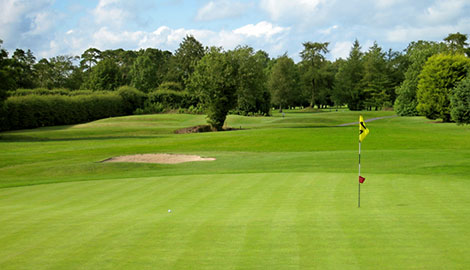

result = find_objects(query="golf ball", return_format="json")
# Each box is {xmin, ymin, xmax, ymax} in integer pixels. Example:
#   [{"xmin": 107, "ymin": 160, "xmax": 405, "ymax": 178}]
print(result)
[{"xmin": 168, "ymin": 209, "xmax": 171, "ymax": 213}]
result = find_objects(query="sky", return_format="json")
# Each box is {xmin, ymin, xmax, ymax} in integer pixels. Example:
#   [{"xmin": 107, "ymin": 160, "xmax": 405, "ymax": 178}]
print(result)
[{"xmin": 1, "ymin": 0, "xmax": 470, "ymax": 62}]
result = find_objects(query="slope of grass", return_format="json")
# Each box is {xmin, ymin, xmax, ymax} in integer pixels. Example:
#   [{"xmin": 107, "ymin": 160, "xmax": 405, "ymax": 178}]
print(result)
[{"xmin": 1, "ymin": 110, "xmax": 470, "ymax": 269}]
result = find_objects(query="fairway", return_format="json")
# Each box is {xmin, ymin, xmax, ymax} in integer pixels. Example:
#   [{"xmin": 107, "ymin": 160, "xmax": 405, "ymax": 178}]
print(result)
[{"xmin": 1, "ymin": 111, "xmax": 470, "ymax": 269}]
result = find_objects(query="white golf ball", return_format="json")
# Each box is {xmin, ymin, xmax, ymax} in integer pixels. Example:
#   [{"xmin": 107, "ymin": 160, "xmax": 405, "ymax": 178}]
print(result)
[{"xmin": 168, "ymin": 209, "xmax": 171, "ymax": 213}]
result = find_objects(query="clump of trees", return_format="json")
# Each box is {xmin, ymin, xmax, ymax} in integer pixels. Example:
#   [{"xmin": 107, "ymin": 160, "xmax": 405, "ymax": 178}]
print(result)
[
  {"xmin": 1, "ymin": 31, "xmax": 470, "ymax": 131},
  {"xmin": 394, "ymin": 32, "xmax": 470, "ymax": 124}
]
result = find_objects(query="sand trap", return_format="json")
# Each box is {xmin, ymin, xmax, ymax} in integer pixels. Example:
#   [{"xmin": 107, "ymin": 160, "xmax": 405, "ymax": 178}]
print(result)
[{"xmin": 102, "ymin": 154, "xmax": 216, "ymax": 164}]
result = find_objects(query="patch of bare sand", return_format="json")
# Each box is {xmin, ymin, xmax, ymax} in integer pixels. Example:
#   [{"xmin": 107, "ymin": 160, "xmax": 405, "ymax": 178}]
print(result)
[{"xmin": 102, "ymin": 154, "xmax": 216, "ymax": 164}]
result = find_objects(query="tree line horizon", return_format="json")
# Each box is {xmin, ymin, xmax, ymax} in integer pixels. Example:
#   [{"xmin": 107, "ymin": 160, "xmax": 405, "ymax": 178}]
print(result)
[{"xmin": 1, "ymin": 32, "xmax": 470, "ymax": 130}]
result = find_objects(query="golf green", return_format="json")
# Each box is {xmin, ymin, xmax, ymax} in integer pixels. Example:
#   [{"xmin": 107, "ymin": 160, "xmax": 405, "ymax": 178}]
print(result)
[{"xmin": 1, "ymin": 111, "xmax": 469, "ymax": 269}]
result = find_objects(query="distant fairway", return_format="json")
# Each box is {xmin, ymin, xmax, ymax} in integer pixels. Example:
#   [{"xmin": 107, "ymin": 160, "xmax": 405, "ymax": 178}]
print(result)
[{"xmin": 1, "ymin": 110, "xmax": 470, "ymax": 269}]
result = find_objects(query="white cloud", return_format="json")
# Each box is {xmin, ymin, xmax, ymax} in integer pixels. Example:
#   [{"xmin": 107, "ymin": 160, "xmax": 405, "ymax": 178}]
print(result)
[
  {"xmin": 419, "ymin": 0, "xmax": 466, "ymax": 25},
  {"xmin": 0, "ymin": 0, "xmax": 55, "ymax": 42},
  {"xmin": 387, "ymin": 14, "xmax": 470, "ymax": 43},
  {"xmin": 319, "ymin": 25, "xmax": 338, "ymax": 35},
  {"xmin": 196, "ymin": 0, "xmax": 252, "ymax": 21},
  {"xmin": 233, "ymin": 21, "xmax": 289, "ymax": 39},
  {"xmin": 92, "ymin": 0, "xmax": 131, "ymax": 28},
  {"xmin": 330, "ymin": 41, "xmax": 352, "ymax": 60},
  {"xmin": 48, "ymin": 21, "xmax": 290, "ymax": 60},
  {"xmin": 259, "ymin": 0, "xmax": 325, "ymax": 21}
]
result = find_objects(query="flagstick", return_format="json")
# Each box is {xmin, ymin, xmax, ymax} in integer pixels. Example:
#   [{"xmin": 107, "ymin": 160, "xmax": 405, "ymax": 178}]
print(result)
[{"xmin": 358, "ymin": 141, "xmax": 361, "ymax": 208}]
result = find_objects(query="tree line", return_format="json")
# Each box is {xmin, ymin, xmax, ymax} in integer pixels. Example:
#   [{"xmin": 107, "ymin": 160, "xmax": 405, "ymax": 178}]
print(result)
[{"xmin": 1, "ymin": 32, "xmax": 470, "ymax": 131}]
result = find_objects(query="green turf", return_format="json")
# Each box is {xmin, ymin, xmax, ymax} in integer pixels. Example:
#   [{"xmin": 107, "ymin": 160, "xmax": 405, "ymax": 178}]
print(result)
[{"xmin": 1, "ymin": 110, "xmax": 470, "ymax": 269}]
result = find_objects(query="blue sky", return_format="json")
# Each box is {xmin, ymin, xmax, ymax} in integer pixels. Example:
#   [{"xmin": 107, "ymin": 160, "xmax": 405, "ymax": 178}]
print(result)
[{"xmin": 1, "ymin": 0, "xmax": 470, "ymax": 62}]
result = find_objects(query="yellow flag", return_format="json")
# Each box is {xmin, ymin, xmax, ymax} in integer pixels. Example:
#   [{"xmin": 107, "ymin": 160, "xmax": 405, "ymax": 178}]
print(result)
[{"xmin": 359, "ymin": 115, "xmax": 369, "ymax": 142}]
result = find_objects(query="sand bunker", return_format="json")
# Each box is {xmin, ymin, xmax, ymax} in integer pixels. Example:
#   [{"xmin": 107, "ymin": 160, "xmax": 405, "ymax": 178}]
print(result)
[{"xmin": 102, "ymin": 154, "xmax": 216, "ymax": 164}]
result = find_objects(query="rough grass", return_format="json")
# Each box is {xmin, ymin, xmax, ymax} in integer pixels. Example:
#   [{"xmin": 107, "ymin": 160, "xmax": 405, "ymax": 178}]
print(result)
[{"xmin": 1, "ymin": 110, "xmax": 470, "ymax": 269}]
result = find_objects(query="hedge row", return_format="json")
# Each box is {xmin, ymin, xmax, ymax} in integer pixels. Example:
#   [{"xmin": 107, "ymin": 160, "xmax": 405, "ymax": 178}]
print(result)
[
  {"xmin": 146, "ymin": 90, "xmax": 197, "ymax": 109},
  {"xmin": 8, "ymin": 88, "xmax": 115, "ymax": 97},
  {"xmin": 0, "ymin": 94, "xmax": 125, "ymax": 131}
]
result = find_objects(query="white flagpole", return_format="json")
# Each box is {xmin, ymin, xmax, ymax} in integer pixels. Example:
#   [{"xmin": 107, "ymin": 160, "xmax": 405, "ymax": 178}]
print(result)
[{"xmin": 358, "ymin": 140, "xmax": 361, "ymax": 208}]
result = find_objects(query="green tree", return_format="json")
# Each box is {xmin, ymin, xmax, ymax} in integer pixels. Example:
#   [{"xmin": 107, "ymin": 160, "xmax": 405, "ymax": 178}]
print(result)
[
  {"xmin": 417, "ymin": 54, "xmax": 470, "ymax": 122},
  {"xmin": 268, "ymin": 54, "xmax": 299, "ymax": 111},
  {"xmin": 394, "ymin": 41, "xmax": 447, "ymax": 116},
  {"xmin": 82, "ymin": 58, "xmax": 121, "ymax": 90},
  {"xmin": 451, "ymin": 76, "xmax": 470, "ymax": 124},
  {"xmin": 231, "ymin": 46, "xmax": 270, "ymax": 115},
  {"xmin": 80, "ymin": 48, "xmax": 101, "ymax": 72},
  {"xmin": 361, "ymin": 42, "xmax": 390, "ymax": 110},
  {"xmin": 129, "ymin": 48, "xmax": 171, "ymax": 92},
  {"xmin": 0, "ymin": 40, "xmax": 15, "ymax": 93},
  {"xmin": 334, "ymin": 40, "xmax": 364, "ymax": 110},
  {"xmin": 444, "ymin": 32, "xmax": 470, "ymax": 56},
  {"xmin": 299, "ymin": 42, "xmax": 330, "ymax": 108},
  {"xmin": 167, "ymin": 35, "xmax": 205, "ymax": 86},
  {"xmin": 187, "ymin": 47, "xmax": 238, "ymax": 130}
]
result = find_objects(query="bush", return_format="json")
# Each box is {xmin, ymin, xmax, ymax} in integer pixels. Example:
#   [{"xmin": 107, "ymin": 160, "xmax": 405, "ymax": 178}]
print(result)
[
  {"xmin": 9, "ymin": 88, "xmax": 70, "ymax": 96},
  {"xmin": 147, "ymin": 90, "xmax": 195, "ymax": 109},
  {"xmin": 134, "ymin": 102, "xmax": 165, "ymax": 115},
  {"xmin": 1, "ymin": 93, "xmax": 125, "ymax": 131},
  {"xmin": 117, "ymin": 86, "xmax": 147, "ymax": 114},
  {"xmin": 157, "ymin": 81, "xmax": 183, "ymax": 92},
  {"xmin": 451, "ymin": 77, "xmax": 470, "ymax": 125}
]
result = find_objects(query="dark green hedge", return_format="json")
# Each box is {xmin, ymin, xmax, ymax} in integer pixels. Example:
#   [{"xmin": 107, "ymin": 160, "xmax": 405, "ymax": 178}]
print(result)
[
  {"xmin": 1, "ymin": 94, "xmax": 125, "ymax": 131},
  {"xmin": 8, "ymin": 88, "xmax": 71, "ymax": 96},
  {"xmin": 147, "ymin": 90, "xmax": 196, "ymax": 109}
]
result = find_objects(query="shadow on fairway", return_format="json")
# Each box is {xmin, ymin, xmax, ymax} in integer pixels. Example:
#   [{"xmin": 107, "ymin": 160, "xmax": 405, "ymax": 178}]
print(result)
[{"xmin": 0, "ymin": 135, "xmax": 167, "ymax": 142}]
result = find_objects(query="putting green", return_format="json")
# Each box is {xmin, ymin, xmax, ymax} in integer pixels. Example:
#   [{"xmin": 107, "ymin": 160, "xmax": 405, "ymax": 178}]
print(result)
[
  {"xmin": 1, "ymin": 110, "xmax": 469, "ymax": 269},
  {"xmin": 1, "ymin": 172, "xmax": 469, "ymax": 269}
]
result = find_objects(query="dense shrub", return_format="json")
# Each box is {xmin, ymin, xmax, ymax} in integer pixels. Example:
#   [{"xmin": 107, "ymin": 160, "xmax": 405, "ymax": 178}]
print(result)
[
  {"xmin": 156, "ymin": 81, "xmax": 183, "ymax": 92},
  {"xmin": 451, "ymin": 76, "xmax": 470, "ymax": 125},
  {"xmin": 134, "ymin": 102, "xmax": 166, "ymax": 115},
  {"xmin": 147, "ymin": 90, "xmax": 195, "ymax": 109},
  {"xmin": 1, "ymin": 94, "xmax": 125, "ymax": 131},
  {"xmin": 117, "ymin": 86, "xmax": 147, "ymax": 114},
  {"xmin": 8, "ymin": 88, "xmax": 70, "ymax": 96}
]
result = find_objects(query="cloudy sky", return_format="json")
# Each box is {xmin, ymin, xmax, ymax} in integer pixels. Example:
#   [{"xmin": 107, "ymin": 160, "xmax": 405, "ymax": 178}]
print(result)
[{"xmin": 1, "ymin": 0, "xmax": 470, "ymax": 61}]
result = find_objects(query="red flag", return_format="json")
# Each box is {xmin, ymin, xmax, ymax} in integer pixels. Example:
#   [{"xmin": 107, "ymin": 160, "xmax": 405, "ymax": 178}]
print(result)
[{"xmin": 359, "ymin": 176, "xmax": 365, "ymax": 184}]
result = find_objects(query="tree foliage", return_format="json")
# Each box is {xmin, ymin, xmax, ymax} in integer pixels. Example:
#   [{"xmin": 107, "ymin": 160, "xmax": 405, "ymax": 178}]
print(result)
[
  {"xmin": 299, "ymin": 42, "xmax": 330, "ymax": 108},
  {"xmin": 187, "ymin": 47, "xmax": 238, "ymax": 130},
  {"xmin": 417, "ymin": 54, "xmax": 470, "ymax": 121},
  {"xmin": 269, "ymin": 55, "xmax": 299, "ymax": 111},
  {"xmin": 394, "ymin": 41, "xmax": 447, "ymax": 116},
  {"xmin": 451, "ymin": 76, "xmax": 470, "ymax": 124},
  {"xmin": 168, "ymin": 35, "xmax": 205, "ymax": 86},
  {"xmin": 232, "ymin": 46, "xmax": 270, "ymax": 115},
  {"xmin": 334, "ymin": 40, "xmax": 365, "ymax": 110}
]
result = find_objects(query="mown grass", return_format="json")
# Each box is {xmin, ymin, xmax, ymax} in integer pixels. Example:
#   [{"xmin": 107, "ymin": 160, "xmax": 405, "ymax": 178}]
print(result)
[{"xmin": 0, "ymin": 110, "xmax": 469, "ymax": 269}]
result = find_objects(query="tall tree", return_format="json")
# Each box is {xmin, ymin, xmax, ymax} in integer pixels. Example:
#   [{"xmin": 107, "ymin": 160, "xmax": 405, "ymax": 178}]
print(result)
[
  {"xmin": 231, "ymin": 46, "xmax": 270, "ymax": 115},
  {"xmin": 451, "ymin": 75, "xmax": 470, "ymax": 124},
  {"xmin": 361, "ymin": 42, "xmax": 390, "ymax": 110},
  {"xmin": 80, "ymin": 48, "xmax": 101, "ymax": 72},
  {"xmin": 299, "ymin": 42, "xmax": 329, "ymax": 107},
  {"xmin": 82, "ymin": 58, "xmax": 121, "ymax": 90},
  {"xmin": 334, "ymin": 40, "xmax": 365, "ymax": 110},
  {"xmin": 0, "ymin": 39, "xmax": 10, "ymax": 101},
  {"xmin": 187, "ymin": 47, "xmax": 238, "ymax": 130},
  {"xmin": 394, "ymin": 41, "xmax": 447, "ymax": 116},
  {"xmin": 167, "ymin": 35, "xmax": 205, "ymax": 86},
  {"xmin": 444, "ymin": 32, "xmax": 470, "ymax": 56},
  {"xmin": 129, "ymin": 48, "xmax": 171, "ymax": 92},
  {"xmin": 268, "ymin": 54, "xmax": 299, "ymax": 111},
  {"xmin": 11, "ymin": 49, "xmax": 36, "ymax": 89}
]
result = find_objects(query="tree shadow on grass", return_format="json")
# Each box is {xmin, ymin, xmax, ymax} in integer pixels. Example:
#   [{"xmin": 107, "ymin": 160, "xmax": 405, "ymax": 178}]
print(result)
[{"xmin": 0, "ymin": 135, "xmax": 167, "ymax": 142}]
